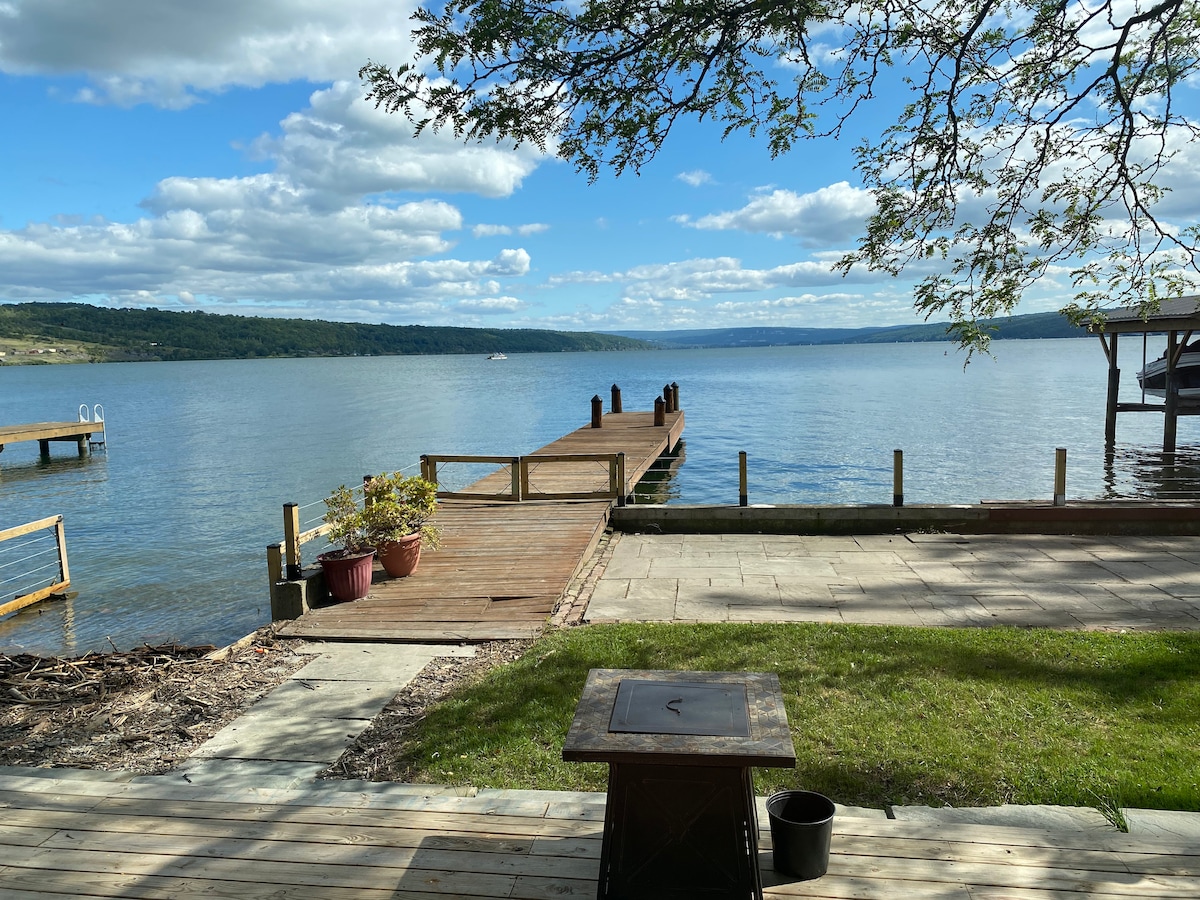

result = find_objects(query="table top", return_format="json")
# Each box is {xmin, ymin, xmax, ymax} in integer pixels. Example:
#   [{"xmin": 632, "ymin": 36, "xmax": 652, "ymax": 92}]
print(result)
[{"xmin": 562, "ymin": 669, "xmax": 796, "ymax": 767}]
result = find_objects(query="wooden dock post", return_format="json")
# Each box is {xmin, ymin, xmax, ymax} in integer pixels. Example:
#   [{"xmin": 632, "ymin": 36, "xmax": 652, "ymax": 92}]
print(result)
[
  {"xmin": 739, "ymin": 451, "xmax": 748, "ymax": 507},
  {"xmin": 672, "ymin": 382, "xmax": 680, "ymax": 410},
  {"xmin": 1054, "ymin": 447, "xmax": 1067, "ymax": 506},
  {"xmin": 591, "ymin": 395, "xmax": 603, "ymax": 428},
  {"xmin": 893, "ymin": 449, "xmax": 904, "ymax": 507},
  {"xmin": 266, "ymin": 542, "xmax": 283, "ymax": 613},
  {"xmin": 1164, "ymin": 384, "xmax": 1180, "ymax": 453},
  {"xmin": 611, "ymin": 384, "xmax": 622, "ymax": 413},
  {"xmin": 1103, "ymin": 332, "xmax": 1120, "ymax": 446},
  {"xmin": 663, "ymin": 384, "xmax": 675, "ymax": 413},
  {"xmin": 283, "ymin": 502, "xmax": 302, "ymax": 579},
  {"xmin": 616, "ymin": 452, "xmax": 627, "ymax": 507},
  {"xmin": 267, "ymin": 543, "xmax": 283, "ymax": 587},
  {"xmin": 654, "ymin": 396, "xmax": 665, "ymax": 426}
]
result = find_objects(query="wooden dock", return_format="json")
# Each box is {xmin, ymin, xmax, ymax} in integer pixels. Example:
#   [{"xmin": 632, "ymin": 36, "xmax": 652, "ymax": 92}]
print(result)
[
  {"xmin": 0, "ymin": 421, "xmax": 105, "ymax": 457},
  {"xmin": 1, "ymin": 771, "xmax": 1195, "ymax": 899},
  {"xmin": 278, "ymin": 410, "xmax": 684, "ymax": 643}
]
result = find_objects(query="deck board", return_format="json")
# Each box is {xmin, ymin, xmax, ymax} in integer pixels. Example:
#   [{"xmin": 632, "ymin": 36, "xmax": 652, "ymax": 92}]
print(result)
[
  {"xmin": 279, "ymin": 412, "xmax": 683, "ymax": 643},
  {"xmin": 0, "ymin": 774, "xmax": 1195, "ymax": 899}
]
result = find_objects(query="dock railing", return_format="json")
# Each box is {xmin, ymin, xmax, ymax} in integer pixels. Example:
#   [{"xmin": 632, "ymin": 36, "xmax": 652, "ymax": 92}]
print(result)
[
  {"xmin": 0, "ymin": 515, "xmax": 71, "ymax": 617},
  {"xmin": 520, "ymin": 453, "xmax": 627, "ymax": 502},
  {"xmin": 420, "ymin": 454, "xmax": 522, "ymax": 501},
  {"xmin": 421, "ymin": 452, "xmax": 627, "ymax": 503},
  {"xmin": 266, "ymin": 500, "xmax": 338, "ymax": 583}
]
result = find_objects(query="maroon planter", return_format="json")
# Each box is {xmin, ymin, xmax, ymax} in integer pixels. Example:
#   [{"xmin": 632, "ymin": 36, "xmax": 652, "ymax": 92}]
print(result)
[{"xmin": 317, "ymin": 548, "xmax": 375, "ymax": 602}]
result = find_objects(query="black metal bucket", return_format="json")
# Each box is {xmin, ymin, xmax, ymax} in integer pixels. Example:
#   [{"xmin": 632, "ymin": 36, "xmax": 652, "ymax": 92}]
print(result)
[{"xmin": 765, "ymin": 790, "xmax": 835, "ymax": 880}]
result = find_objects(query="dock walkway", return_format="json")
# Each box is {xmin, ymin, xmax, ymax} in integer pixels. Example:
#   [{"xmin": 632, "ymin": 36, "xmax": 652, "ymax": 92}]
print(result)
[
  {"xmin": 0, "ymin": 421, "xmax": 104, "ymax": 457},
  {"xmin": 277, "ymin": 410, "xmax": 684, "ymax": 643}
]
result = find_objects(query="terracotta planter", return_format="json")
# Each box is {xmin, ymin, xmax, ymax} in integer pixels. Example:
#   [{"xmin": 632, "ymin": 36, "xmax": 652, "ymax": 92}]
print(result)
[
  {"xmin": 318, "ymin": 548, "xmax": 376, "ymax": 602},
  {"xmin": 378, "ymin": 533, "xmax": 422, "ymax": 577}
]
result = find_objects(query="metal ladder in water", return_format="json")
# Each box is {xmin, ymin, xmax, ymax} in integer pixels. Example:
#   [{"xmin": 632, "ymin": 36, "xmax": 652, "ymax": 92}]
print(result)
[{"xmin": 79, "ymin": 404, "xmax": 107, "ymax": 451}]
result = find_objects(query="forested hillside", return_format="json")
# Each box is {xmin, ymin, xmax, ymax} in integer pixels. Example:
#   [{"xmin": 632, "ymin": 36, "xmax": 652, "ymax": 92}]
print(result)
[
  {"xmin": 612, "ymin": 311, "xmax": 1085, "ymax": 349},
  {"xmin": 0, "ymin": 303, "xmax": 650, "ymax": 362}
]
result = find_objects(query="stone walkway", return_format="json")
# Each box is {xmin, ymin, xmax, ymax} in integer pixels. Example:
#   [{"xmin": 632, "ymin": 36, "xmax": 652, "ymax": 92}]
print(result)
[
  {"xmin": 585, "ymin": 532, "xmax": 1200, "ymax": 629},
  {"xmin": 153, "ymin": 642, "xmax": 476, "ymax": 789}
]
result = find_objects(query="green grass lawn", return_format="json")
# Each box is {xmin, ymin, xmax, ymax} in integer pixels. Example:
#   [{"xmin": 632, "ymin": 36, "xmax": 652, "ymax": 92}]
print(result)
[{"xmin": 394, "ymin": 623, "xmax": 1200, "ymax": 813}]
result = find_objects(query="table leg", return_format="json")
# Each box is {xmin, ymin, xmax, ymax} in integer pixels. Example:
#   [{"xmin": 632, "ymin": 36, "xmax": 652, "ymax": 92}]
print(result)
[{"xmin": 596, "ymin": 762, "xmax": 761, "ymax": 900}]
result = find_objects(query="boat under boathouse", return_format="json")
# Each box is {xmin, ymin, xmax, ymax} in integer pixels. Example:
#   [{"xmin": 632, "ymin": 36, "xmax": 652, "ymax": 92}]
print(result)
[{"xmin": 1094, "ymin": 295, "xmax": 1200, "ymax": 452}]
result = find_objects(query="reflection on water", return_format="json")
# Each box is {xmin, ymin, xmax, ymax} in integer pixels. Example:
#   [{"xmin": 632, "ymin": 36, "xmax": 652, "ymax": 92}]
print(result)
[
  {"xmin": 1102, "ymin": 445, "xmax": 1200, "ymax": 500},
  {"xmin": 630, "ymin": 440, "xmax": 686, "ymax": 504},
  {"xmin": 0, "ymin": 592, "xmax": 80, "ymax": 656},
  {"xmin": 0, "ymin": 453, "xmax": 100, "ymax": 485}
]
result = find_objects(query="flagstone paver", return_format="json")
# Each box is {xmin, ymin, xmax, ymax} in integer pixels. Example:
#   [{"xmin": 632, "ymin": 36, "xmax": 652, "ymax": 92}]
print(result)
[{"xmin": 586, "ymin": 532, "xmax": 1200, "ymax": 630}]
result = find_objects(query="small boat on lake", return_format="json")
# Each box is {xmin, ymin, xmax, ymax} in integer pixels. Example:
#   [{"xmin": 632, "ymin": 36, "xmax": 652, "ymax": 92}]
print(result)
[
  {"xmin": 487, "ymin": 351, "xmax": 508, "ymax": 360},
  {"xmin": 1137, "ymin": 342, "xmax": 1200, "ymax": 398}
]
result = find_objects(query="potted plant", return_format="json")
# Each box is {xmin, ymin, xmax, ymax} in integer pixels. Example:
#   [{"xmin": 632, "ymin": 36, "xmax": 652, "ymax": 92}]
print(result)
[
  {"xmin": 317, "ymin": 484, "xmax": 376, "ymax": 602},
  {"xmin": 361, "ymin": 472, "xmax": 441, "ymax": 577}
]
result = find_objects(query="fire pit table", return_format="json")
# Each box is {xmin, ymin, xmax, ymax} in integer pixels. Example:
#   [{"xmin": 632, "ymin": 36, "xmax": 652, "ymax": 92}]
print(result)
[{"xmin": 563, "ymin": 669, "xmax": 796, "ymax": 900}]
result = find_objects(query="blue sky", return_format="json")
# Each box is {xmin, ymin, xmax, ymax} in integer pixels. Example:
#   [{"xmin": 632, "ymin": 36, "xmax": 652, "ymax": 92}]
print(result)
[{"xmin": 2, "ymin": 2, "xmax": 1198, "ymax": 333}]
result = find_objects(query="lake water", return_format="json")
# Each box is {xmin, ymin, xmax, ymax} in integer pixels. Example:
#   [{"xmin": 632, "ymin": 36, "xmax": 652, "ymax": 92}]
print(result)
[{"xmin": 3, "ymin": 338, "xmax": 1197, "ymax": 656}]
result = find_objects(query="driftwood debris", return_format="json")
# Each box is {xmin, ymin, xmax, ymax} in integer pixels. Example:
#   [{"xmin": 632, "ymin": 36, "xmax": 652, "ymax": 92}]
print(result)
[{"xmin": 0, "ymin": 628, "xmax": 309, "ymax": 772}]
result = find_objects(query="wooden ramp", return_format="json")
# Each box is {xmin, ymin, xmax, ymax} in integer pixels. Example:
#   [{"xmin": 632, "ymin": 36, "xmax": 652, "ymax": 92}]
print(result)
[
  {"xmin": 278, "ymin": 411, "xmax": 683, "ymax": 643},
  {"xmin": 1, "ymin": 772, "xmax": 1196, "ymax": 899}
]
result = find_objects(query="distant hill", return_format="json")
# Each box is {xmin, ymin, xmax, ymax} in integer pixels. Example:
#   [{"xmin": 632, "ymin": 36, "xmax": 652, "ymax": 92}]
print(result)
[
  {"xmin": 0, "ymin": 302, "xmax": 1089, "ymax": 365},
  {"xmin": 612, "ymin": 311, "xmax": 1086, "ymax": 348},
  {"xmin": 0, "ymin": 302, "xmax": 652, "ymax": 363}
]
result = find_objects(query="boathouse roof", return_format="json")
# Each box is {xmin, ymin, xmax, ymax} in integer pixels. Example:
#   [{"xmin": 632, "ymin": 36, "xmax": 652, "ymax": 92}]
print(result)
[{"xmin": 1099, "ymin": 295, "xmax": 1200, "ymax": 334}]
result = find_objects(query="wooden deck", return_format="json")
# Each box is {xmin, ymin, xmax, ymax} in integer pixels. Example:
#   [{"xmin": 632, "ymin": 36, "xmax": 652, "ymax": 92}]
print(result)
[
  {"xmin": 0, "ymin": 421, "xmax": 104, "ymax": 455},
  {"xmin": 1, "ymin": 772, "xmax": 1196, "ymax": 899},
  {"xmin": 278, "ymin": 411, "xmax": 684, "ymax": 643}
]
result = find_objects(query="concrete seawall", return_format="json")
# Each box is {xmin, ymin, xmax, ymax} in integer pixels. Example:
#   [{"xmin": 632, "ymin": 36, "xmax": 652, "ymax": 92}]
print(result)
[{"xmin": 612, "ymin": 501, "xmax": 1200, "ymax": 536}]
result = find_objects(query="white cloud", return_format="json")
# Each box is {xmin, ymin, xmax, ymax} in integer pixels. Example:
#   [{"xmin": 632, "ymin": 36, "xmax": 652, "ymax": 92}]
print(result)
[
  {"xmin": 473, "ymin": 222, "xmax": 550, "ymax": 238},
  {"xmin": 0, "ymin": 170, "xmax": 540, "ymax": 314},
  {"xmin": 677, "ymin": 169, "xmax": 713, "ymax": 187},
  {"xmin": 683, "ymin": 182, "xmax": 876, "ymax": 244},
  {"xmin": 453, "ymin": 296, "xmax": 530, "ymax": 314},
  {"xmin": 0, "ymin": 71, "xmax": 553, "ymax": 322},
  {"xmin": 0, "ymin": 0, "xmax": 420, "ymax": 107},
  {"xmin": 709, "ymin": 292, "xmax": 918, "ymax": 327},
  {"xmin": 256, "ymin": 82, "xmax": 545, "ymax": 201},
  {"xmin": 616, "ymin": 256, "xmax": 886, "ymax": 301},
  {"xmin": 0, "ymin": 207, "xmax": 534, "ymax": 310}
]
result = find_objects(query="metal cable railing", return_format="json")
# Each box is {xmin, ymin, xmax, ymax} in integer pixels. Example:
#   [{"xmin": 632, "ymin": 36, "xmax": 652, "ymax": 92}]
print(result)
[{"xmin": 0, "ymin": 516, "xmax": 70, "ymax": 617}]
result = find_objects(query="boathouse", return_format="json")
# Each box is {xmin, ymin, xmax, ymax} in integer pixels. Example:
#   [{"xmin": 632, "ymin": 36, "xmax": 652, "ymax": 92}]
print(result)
[{"xmin": 1094, "ymin": 295, "xmax": 1200, "ymax": 451}]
